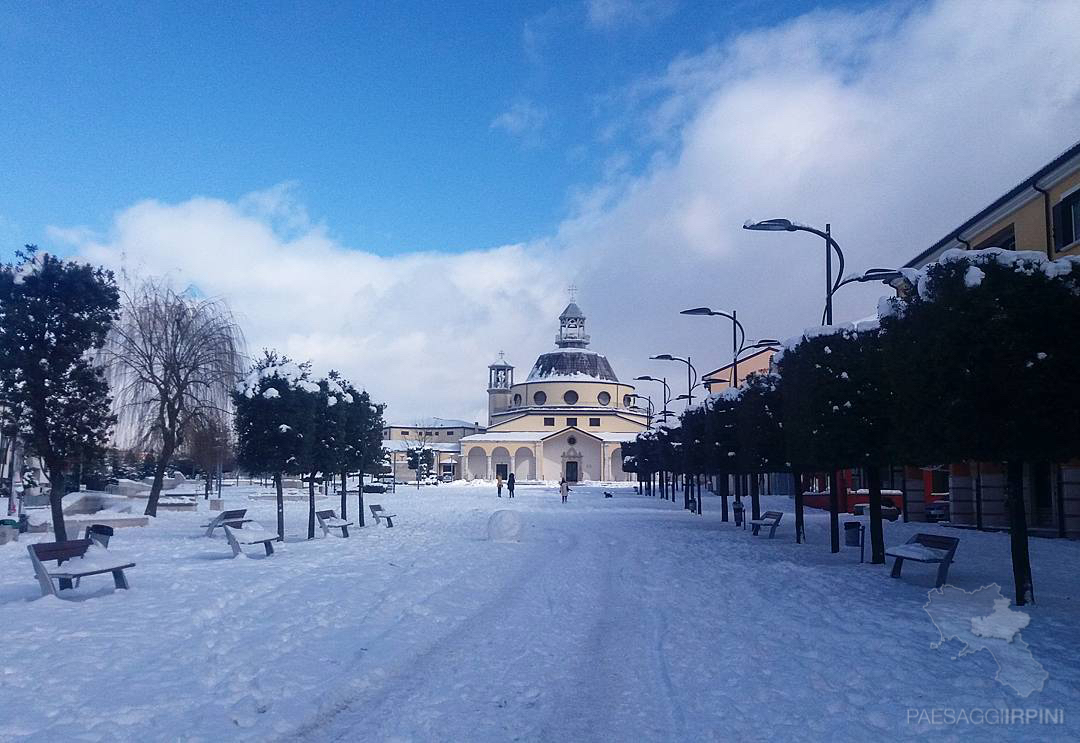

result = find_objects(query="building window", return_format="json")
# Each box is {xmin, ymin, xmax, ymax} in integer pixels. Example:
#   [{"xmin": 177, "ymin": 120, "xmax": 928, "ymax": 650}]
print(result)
[
  {"xmin": 623, "ymin": 395, "xmax": 633, "ymax": 408},
  {"xmin": 534, "ymin": 391, "xmax": 547, "ymax": 405},
  {"xmin": 973, "ymin": 224, "xmax": 1015, "ymax": 251},
  {"xmin": 597, "ymin": 391, "xmax": 610, "ymax": 406},
  {"xmin": 563, "ymin": 390, "xmax": 578, "ymax": 405},
  {"xmin": 567, "ymin": 417, "xmax": 578, "ymax": 427},
  {"xmin": 513, "ymin": 393, "xmax": 522, "ymax": 406},
  {"xmin": 544, "ymin": 417, "xmax": 555, "ymax": 426},
  {"xmin": 1053, "ymin": 190, "xmax": 1080, "ymax": 251},
  {"xmin": 589, "ymin": 418, "xmax": 601, "ymax": 426},
  {"xmin": 568, "ymin": 436, "xmax": 577, "ymax": 445},
  {"xmin": 401, "ymin": 431, "xmax": 409, "ymax": 436}
]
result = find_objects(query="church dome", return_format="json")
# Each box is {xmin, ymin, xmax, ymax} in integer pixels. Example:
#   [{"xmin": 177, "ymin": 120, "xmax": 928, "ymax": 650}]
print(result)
[
  {"xmin": 527, "ymin": 350, "xmax": 619, "ymax": 382},
  {"xmin": 524, "ymin": 300, "xmax": 620, "ymax": 382}
]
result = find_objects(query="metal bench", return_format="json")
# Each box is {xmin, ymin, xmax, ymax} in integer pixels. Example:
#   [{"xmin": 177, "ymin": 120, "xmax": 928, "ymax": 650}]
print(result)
[
  {"xmin": 749, "ymin": 510, "xmax": 784, "ymax": 538},
  {"xmin": 886, "ymin": 533, "xmax": 960, "ymax": 588},
  {"xmin": 201, "ymin": 509, "xmax": 253, "ymax": 537},
  {"xmin": 368, "ymin": 504, "xmax": 396, "ymax": 528},
  {"xmin": 28, "ymin": 539, "xmax": 135, "ymax": 597},
  {"xmin": 224, "ymin": 525, "xmax": 277, "ymax": 557},
  {"xmin": 315, "ymin": 509, "xmax": 353, "ymax": 538}
]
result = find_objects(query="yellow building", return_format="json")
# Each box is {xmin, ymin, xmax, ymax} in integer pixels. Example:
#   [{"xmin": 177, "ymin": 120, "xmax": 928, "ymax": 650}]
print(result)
[
  {"xmin": 461, "ymin": 302, "xmax": 647, "ymax": 482},
  {"xmin": 382, "ymin": 418, "xmax": 485, "ymax": 482},
  {"xmin": 906, "ymin": 140, "xmax": 1080, "ymax": 267},
  {"xmin": 701, "ymin": 347, "xmax": 778, "ymax": 393}
]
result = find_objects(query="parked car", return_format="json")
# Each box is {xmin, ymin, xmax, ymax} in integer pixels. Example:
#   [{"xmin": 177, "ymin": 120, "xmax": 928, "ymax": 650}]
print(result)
[
  {"xmin": 925, "ymin": 498, "xmax": 950, "ymax": 522},
  {"xmin": 440, "ymin": 474, "xmax": 453, "ymax": 483}
]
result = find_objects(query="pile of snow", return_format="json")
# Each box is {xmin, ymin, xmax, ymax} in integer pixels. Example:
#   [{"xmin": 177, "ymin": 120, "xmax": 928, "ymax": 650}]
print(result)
[{"xmin": 486, "ymin": 509, "xmax": 523, "ymax": 542}]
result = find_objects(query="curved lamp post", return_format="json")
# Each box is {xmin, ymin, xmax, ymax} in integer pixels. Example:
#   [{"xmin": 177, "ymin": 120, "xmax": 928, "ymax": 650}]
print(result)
[
  {"xmin": 650, "ymin": 354, "xmax": 699, "ymax": 407},
  {"xmin": 629, "ymin": 392, "xmax": 655, "ymax": 429},
  {"xmin": 634, "ymin": 375, "xmax": 671, "ymax": 421},
  {"xmin": 681, "ymin": 307, "xmax": 745, "ymax": 387},
  {"xmin": 743, "ymin": 219, "xmax": 846, "ymax": 326}
]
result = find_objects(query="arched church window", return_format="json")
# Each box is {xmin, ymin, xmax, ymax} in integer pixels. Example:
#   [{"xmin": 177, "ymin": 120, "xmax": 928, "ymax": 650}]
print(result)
[
  {"xmin": 563, "ymin": 390, "xmax": 579, "ymax": 405},
  {"xmin": 597, "ymin": 391, "xmax": 611, "ymax": 406},
  {"xmin": 513, "ymin": 394, "xmax": 522, "ymax": 406},
  {"xmin": 533, "ymin": 391, "xmax": 547, "ymax": 405}
]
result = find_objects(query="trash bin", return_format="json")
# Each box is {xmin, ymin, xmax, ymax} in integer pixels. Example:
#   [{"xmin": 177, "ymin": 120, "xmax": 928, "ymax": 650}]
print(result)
[
  {"xmin": 844, "ymin": 521, "xmax": 862, "ymax": 547},
  {"xmin": 733, "ymin": 501, "xmax": 745, "ymax": 527}
]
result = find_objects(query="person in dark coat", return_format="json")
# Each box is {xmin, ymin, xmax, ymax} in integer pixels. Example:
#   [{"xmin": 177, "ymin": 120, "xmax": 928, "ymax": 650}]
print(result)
[{"xmin": 507, "ymin": 472, "xmax": 515, "ymax": 498}]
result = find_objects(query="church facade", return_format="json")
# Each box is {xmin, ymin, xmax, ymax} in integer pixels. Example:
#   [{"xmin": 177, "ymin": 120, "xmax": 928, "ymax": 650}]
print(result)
[{"xmin": 460, "ymin": 301, "xmax": 646, "ymax": 482}]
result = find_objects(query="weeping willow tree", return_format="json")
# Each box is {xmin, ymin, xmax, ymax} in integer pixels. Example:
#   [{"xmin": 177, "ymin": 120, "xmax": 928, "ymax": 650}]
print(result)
[{"xmin": 105, "ymin": 280, "xmax": 244, "ymax": 516}]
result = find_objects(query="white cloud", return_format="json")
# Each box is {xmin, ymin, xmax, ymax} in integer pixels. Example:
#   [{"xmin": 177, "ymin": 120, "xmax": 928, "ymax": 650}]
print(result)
[
  {"xmin": 490, "ymin": 99, "xmax": 549, "ymax": 140},
  {"xmin": 585, "ymin": 0, "xmax": 677, "ymax": 30},
  {"xmin": 49, "ymin": 0, "xmax": 1080, "ymax": 422}
]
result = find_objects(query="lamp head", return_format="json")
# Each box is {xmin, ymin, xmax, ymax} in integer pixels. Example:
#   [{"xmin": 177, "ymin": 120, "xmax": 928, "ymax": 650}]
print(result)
[
  {"xmin": 680, "ymin": 307, "xmax": 715, "ymax": 316},
  {"xmin": 743, "ymin": 218, "xmax": 796, "ymax": 232},
  {"xmin": 650, "ymin": 354, "xmax": 675, "ymax": 361}
]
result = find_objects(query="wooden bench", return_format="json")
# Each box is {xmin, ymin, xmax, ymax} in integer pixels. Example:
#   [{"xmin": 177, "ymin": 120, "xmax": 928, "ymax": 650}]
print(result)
[
  {"xmin": 315, "ymin": 509, "xmax": 353, "ymax": 538},
  {"xmin": 886, "ymin": 533, "xmax": 960, "ymax": 588},
  {"xmin": 224, "ymin": 525, "xmax": 277, "ymax": 557},
  {"xmin": 369, "ymin": 504, "xmax": 396, "ymax": 528},
  {"xmin": 28, "ymin": 539, "xmax": 135, "ymax": 597},
  {"xmin": 202, "ymin": 509, "xmax": 253, "ymax": 537},
  {"xmin": 749, "ymin": 510, "xmax": 784, "ymax": 538}
]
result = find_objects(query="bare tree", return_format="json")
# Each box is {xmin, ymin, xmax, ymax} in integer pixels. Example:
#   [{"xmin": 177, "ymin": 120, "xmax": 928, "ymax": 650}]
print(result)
[{"xmin": 106, "ymin": 280, "xmax": 244, "ymax": 516}]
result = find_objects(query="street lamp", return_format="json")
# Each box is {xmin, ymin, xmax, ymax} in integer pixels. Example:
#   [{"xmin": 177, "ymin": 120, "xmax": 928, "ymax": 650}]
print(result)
[
  {"xmin": 650, "ymin": 354, "xmax": 699, "ymax": 406},
  {"xmin": 744, "ymin": 218, "xmax": 846, "ymax": 325},
  {"xmin": 629, "ymin": 393, "xmax": 655, "ymax": 429},
  {"xmin": 681, "ymin": 307, "xmax": 744, "ymax": 387},
  {"xmin": 634, "ymin": 375, "xmax": 671, "ymax": 419}
]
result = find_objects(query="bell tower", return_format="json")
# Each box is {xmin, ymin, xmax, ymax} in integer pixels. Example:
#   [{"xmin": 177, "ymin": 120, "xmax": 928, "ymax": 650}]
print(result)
[{"xmin": 487, "ymin": 351, "xmax": 514, "ymax": 424}]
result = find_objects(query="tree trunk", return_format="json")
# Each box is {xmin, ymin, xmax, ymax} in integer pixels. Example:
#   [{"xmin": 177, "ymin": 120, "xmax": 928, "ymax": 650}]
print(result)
[
  {"xmin": 750, "ymin": 473, "xmax": 761, "ymax": 521},
  {"xmin": 46, "ymin": 460, "xmax": 69, "ymax": 542},
  {"xmin": 828, "ymin": 470, "xmax": 841, "ymax": 554},
  {"xmin": 340, "ymin": 470, "xmax": 348, "ymax": 519},
  {"xmin": 719, "ymin": 473, "xmax": 729, "ymax": 522},
  {"xmin": 696, "ymin": 475, "xmax": 702, "ymax": 515},
  {"xmin": 1006, "ymin": 460, "xmax": 1035, "ymax": 605},
  {"xmin": 867, "ymin": 465, "xmax": 885, "ymax": 564},
  {"xmin": 204, "ymin": 471, "xmax": 212, "ymax": 499},
  {"xmin": 274, "ymin": 472, "xmax": 284, "ymax": 541},
  {"xmin": 145, "ymin": 436, "xmax": 176, "ymax": 517},
  {"xmin": 357, "ymin": 477, "xmax": 366, "ymax": 527},
  {"xmin": 793, "ymin": 469, "xmax": 804, "ymax": 544},
  {"xmin": 683, "ymin": 473, "xmax": 690, "ymax": 510},
  {"xmin": 307, "ymin": 473, "xmax": 317, "ymax": 539}
]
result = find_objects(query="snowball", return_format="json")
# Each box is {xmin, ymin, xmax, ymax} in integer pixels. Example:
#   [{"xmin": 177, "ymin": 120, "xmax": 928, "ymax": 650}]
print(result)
[
  {"xmin": 963, "ymin": 265, "xmax": 986, "ymax": 288},
  {"xmin": 487, "ymin": 509, "xmax": 523, "ymax": 542}
]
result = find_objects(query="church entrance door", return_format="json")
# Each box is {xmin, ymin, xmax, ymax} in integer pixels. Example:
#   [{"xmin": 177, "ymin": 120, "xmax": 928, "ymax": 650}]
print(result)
[
  {"xmin": 565, "ymin": 461, "xmax": 579, "ymax": 482},
  {"xmin": 495, "ymin": 463, "xmax": 509, "ymax": 480}
]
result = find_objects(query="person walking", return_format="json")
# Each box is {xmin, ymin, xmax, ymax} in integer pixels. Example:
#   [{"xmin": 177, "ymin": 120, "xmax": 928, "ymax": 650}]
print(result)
[
  {"xmin": 507, "ymin": 472, "xmax": 515, "ymax": 498},
  {"xmin": 560, "ymin": 477, "xmax": 570, "ymax": 503},
  {"xmin": 496, "ymin": 473, "xmax": 504, "ymax": 497}
]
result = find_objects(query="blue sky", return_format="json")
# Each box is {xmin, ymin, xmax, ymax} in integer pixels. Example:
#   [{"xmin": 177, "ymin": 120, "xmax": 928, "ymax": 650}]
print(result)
[{"xmin": 1, "ymin": 0, "xmax": 868, "ymax": 256}]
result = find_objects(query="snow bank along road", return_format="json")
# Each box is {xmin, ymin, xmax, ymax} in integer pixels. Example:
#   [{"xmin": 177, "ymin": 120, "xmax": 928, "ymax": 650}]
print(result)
[{"xmin": 1, "ymin": 484, "xmax": 1078, "ymax": 742}]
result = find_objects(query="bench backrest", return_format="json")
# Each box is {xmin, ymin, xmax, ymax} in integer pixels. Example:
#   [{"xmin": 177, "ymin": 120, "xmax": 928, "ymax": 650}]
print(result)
[
  {"xmin": 219, "ymin": 509, "xmax": 247, "ymax": 521},
  {"xmin": 910, "ymin": 533, "xmax": 959, "ymax": 554},
  {"xmin": 31, "ymin": 539, "xmax": 92, "ymax": 563},
  {"xmin": 369, "ymin": 504, "xmax": 384, "ymax": 514},
  {"xmin": 315, "ymin": 510, "xmax": 336, "ymax": 520},
  {"xmin": 763, "ymin": 511, "xmax": 783, "ymax": 520}
]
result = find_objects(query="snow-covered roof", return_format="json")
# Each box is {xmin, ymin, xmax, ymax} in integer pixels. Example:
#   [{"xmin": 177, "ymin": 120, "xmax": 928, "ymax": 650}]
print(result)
[
  {"xmin": 460, "ymin": 430, "xmax": 641, "ymax": 444},
  {"xmin": 381, "ymin": 440, "xmax": 461, "ymax": 453},
  {"xmin": 526, "ymin": 350, "xmax": 619, "ymax": 383},
  {"xmin": 385, "ymin": 417, "xmax": 478, "ymax": 429}
]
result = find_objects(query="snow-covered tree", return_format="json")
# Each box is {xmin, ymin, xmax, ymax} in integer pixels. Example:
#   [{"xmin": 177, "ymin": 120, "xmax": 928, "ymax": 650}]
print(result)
[
  {"xmin": 883, "ymin": 249, "xmax": 1080, "ymax": 604},
  {"xmin": 106, "ymin": 280, "xmax": 244, "ymax": 517},
  {"xmin": 233, "ymin": 351, "xmax": 317, "ymax": 540},
  {"xmin": 0, "ymin": 248, "xmax": 119, "ymax": 541}
]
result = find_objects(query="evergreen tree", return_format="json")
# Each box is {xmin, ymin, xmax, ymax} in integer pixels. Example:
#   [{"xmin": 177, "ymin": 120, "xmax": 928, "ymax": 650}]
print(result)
[
  {"xmin": 0, "ymin": 248, "xmax": 118, "ymax": 540},
  {"xmin": 883, "ymin": 249, "xmax": 1080, "ymax": 604}
]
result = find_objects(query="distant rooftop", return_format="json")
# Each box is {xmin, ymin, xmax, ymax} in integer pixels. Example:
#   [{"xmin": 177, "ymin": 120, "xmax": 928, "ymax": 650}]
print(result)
[{"xmin": 385, "ymin": 417, "xmax": 479, "ymax": 429}]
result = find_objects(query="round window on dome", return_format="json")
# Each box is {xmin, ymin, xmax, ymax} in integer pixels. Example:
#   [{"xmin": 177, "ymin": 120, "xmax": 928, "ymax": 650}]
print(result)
[
  {"xmin": 563, "ymin": 390, "xmax": 579, "ymax": 405},
  {"xmin": 512, "ymin": 393, "xmax": 522, "ymax": 406},
  {"xmin": 623, "ymin": 395, "xmax": 633, "ymax": 408},
  {"xmin": 533, "ymin": 391, "xmax": 547, "ymax": 405},
  {"xmin": 597, "ymin": 391, "xmax": 611, "ymax": 406}
]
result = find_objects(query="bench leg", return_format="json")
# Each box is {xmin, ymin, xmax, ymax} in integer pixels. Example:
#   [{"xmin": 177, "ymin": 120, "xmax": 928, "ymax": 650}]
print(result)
[
  {"xmin": 340, "ymin": 526, "xmax": 349, "ymax": 538},
  {"xmin": 112, "ymin": 569, "xmax": 130, "ymax": 590},
  {"xmin": 767, "ymin": 525, "xmax": 778, "ymax": 539},
  {"xmin": 385, "ymin": 517, "xmax": 394, "ymax": 528},
  {"xmin": 890, "ymin": 557, "xmax": 904, "ymax": 578},
  {"xmin": 935, "ymin": 561, "xmax": 951, "ymax": 588},
  {"xmin": 263, "ymin": 540, "xmax": 275, "ymax": 556},
  {"xmin": 751, "ymin": 524, "xmax": 760, "ymax": 536}
]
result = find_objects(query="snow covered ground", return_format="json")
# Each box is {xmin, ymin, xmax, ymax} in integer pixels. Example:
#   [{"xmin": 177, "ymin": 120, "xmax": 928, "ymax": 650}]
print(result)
[{"xmin": 1, "ymin": 483, "xmax": 1078, "ymax": 741}]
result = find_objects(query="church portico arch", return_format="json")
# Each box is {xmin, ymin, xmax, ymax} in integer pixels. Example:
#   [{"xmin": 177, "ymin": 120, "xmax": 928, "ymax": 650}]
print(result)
[
  {"xmin": 491, "ymin": 447, "xmax": 512, "ymax": 480},
  {"xmin": 513, "ymin": 447, "xmax": 535, "ymax": 480},
  {"xmin": 466, "ymin": 446, "xmax": 488, "ymax": 480}
]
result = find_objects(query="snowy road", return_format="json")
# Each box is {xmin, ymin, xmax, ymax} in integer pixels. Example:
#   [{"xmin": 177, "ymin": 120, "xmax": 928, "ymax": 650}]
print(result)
[{"xmin": 2, "ymin": 483, "xmax": 1079, "ymax": 741}]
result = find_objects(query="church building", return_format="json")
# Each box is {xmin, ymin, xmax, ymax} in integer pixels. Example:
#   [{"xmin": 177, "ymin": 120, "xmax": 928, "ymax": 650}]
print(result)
[{"xmin": 460, "ymin": 300, "xmax": 646, "ymax": 482}]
